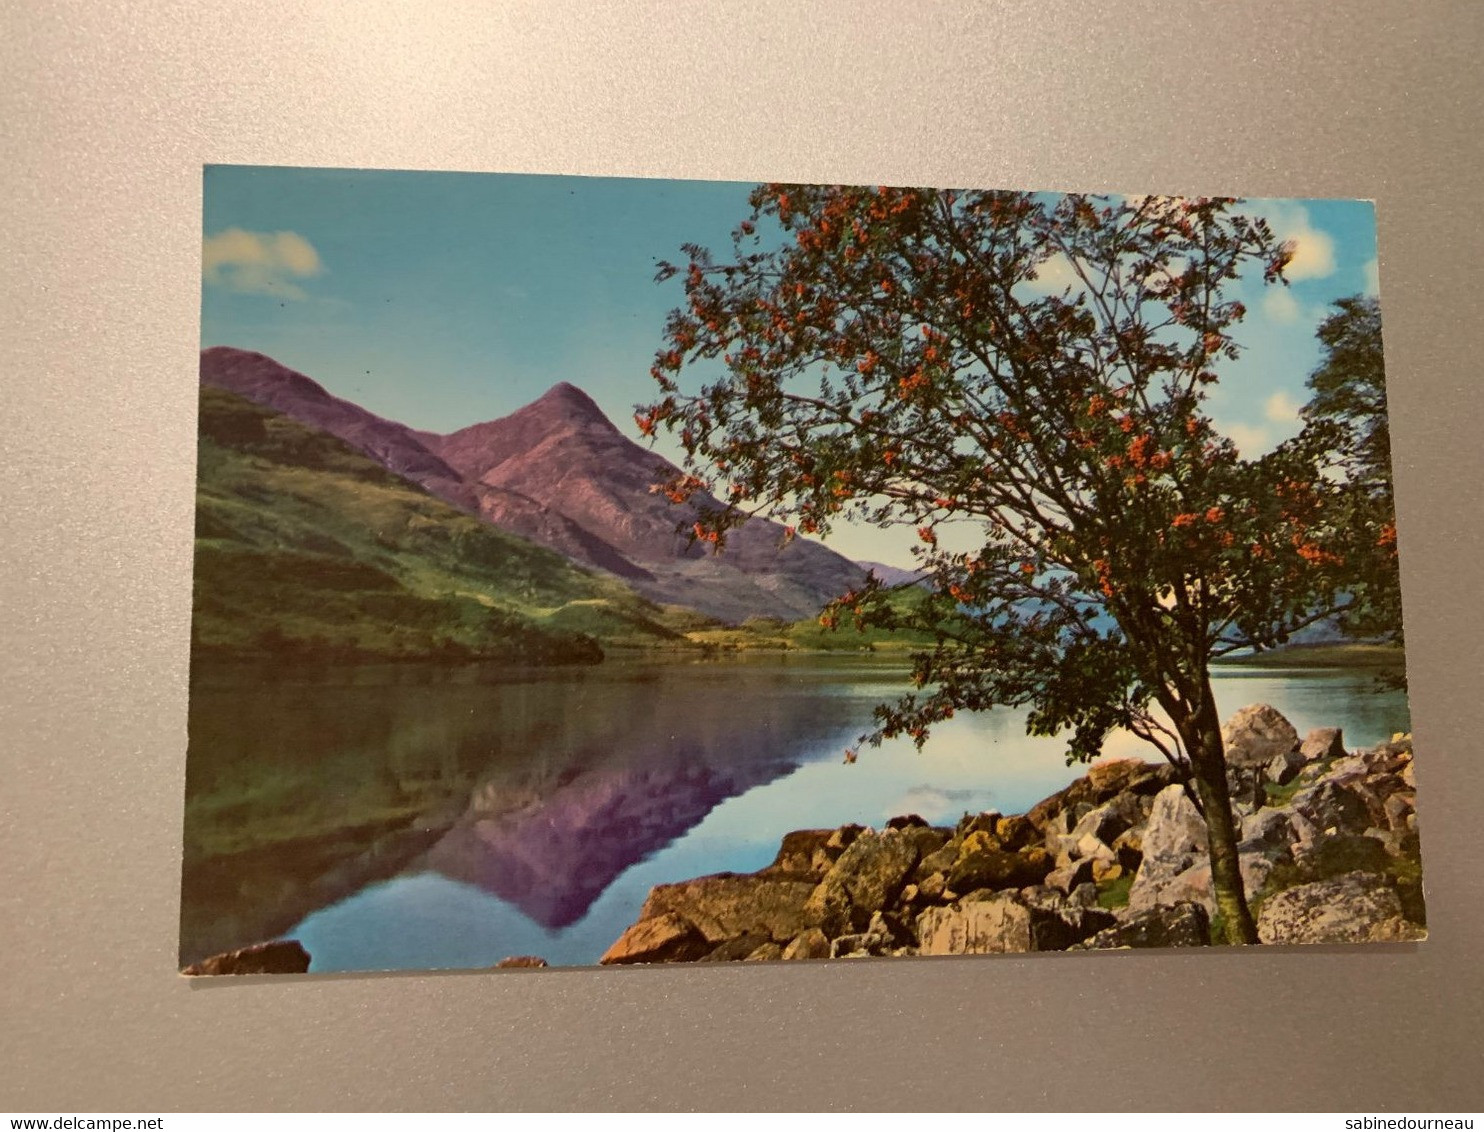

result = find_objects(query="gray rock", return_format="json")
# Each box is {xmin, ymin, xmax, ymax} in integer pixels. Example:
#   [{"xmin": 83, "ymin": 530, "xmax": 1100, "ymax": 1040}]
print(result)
[
  {"xmin": 917, "ymin": 893, "xmax": 1079, "ymax": 954},
  {"xmin": 1073, "ymin": 832, "xmax": 1118, "ymax": 863},
  {"xmin": 1130, "ymin": 851, "xmax": 1275, "ymax": 917},
  {"xmin": 830, "ymin": 913, "xmax": 896, "ymax": 958},
  {"xmin": 1222, "ymin": 703, "xmax": 1300, "ymax": 768},
  {"xmin": 1383, "ymin": 792, "xmax": 1415, "ymax": 832},
  {"xmin": 1045, "ymin": 857, "xmax": 1097, "ymax": 893},
  {"xmin": 1256, "ymin": 871, "xmax": 1424, "ymax": 945},
  {"xmin": 1069, "ymin": 882, "xmax": 1100, "ymax": 909},
  {"xmin": 1069, "ymin": 792, "xmax": 1145, "ymax": 847},
  {"xmin": 1020, "ymin": 885, "xmax": 1119, "ymax": 942},
  {"xmin": 1226, "ymin": 763, "xmax": 1268, "ymax": 815},
  {"xmin": 1240, "ymin": 809, "xmax": 1297, "ymax": 856},
  {"xmin": 1290, "ymin": 780, "xmax": 1373, "ymax": 838},
  {"xmin": 1266, "ymin": 750, "xmax": 1305, "ymax": 788},
  {"xmin": 1300, "ymin": 727, "xmax": 1346, "ymax": 762},
  {"xmin": 1291, "ymin": 832, "xmax": 1392, "ymax": 878},
  {"xmin": 1141, "ymin": 783, "xmax": 1208, "ymax": 862},
  {"xmin": 803, "ymin": 830, "xmax": 920, "ymax": 936},
  {"xmin": 1077, "ymin": 902, "xmax": 1211, "ymax": 949}
]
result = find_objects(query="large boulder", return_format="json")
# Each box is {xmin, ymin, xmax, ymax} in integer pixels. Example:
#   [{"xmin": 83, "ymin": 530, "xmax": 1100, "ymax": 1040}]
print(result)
[
  {"xmin": 1290, "ymin": 780, "xmax": 1374, "ymax": 839},
  {"xmin": 600, "ymin": 914, "xmax": 712, "ymax": 965},
  {"xmin": 1141, "ymin": 783, "xmax": 1208, "ymax": 862},
  {"xmin": 639, "ymin": 873, "xmax": 818, "ymax": 944},
  {"xmin": 1024, "ymin": 761, "xmax": 1175, "ymax": 836},
  {"xmin": 1128, "ymin": 782, "xmax": 1289, "ymax": 915},
  {"xmin": 947, "ymin": 847, "xmax": 1053, "ymax": 893},
  {"xmin": 182, "ymin": 939, "xmax": 312, "ymax": 976},
  {"xmin": 917, "ymin": 893, "xmax": 1079, "ymax": 955},
  {"xmin": 1240, "ymin": 809, "xmax": 1298, "ymax": 857},
  {"xmin": 1045, "ymin": 857, "xmax": 1097, "ymax": 893},
  {"xmin": 803, "ymin": 829, "xmax": 920, "ymax": 936},
  {"xmin": 1087, "ymin": 758, "xmax": 1179, "ymax": 799},
  {"xmin": 781, "ymin": 927, "xmax": 831, "ymax": 960},
  {"xmin": 1130, "ymin": 852, "xmax": 1276, "ymax": 917},
  {"xmin": 995, "ymin": 814, "xmax": 1039, "ymax": 851},
  {"xmin": 1256, "ymin": 872, "xmax": 1424, "ymax": 945},
  {"xmin": 1069, "ymin": 792, "xmax": 1146, "ymax": 848},
  {"xmin": 767, "ymin": 829, "xmax": 839, "ymax": 877},
  {"xmin": 1300, "ymin": 727, "xmax": 1346, "ymax": 762},
  {"xmin": 1222, "ymin": 704, "xmax": 1300, "ymax": 768},
  {"xmin": 1018, "ymin": 885, "xmax": 1118, "ymax": 943},
  {"xmin": 1077, "ymin": 902, "xmax": 1211, "ymax": 949}
]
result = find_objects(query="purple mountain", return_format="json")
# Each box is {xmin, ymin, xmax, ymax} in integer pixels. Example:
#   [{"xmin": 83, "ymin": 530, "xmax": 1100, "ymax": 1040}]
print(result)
[
  {"xmin": 425, "ymin": 383, "xmax": 866, "ymax": 621},
  {"xmin": 199, "ymin": 348, "xmax": 865, "ymax": 622}
]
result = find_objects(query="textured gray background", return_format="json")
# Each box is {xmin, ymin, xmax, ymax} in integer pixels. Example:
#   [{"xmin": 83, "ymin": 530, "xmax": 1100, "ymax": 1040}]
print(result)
[{"xmin": 3, "ymin": 0, "xmax": 1481, "ymax": 1113}]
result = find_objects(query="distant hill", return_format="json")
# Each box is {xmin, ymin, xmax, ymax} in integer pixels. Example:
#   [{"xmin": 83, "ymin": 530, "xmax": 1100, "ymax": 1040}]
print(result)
[
  {"xmin": 202, "ymin": 347, "xmax": 866, "ymax": 623},
  {"xmin": 857, "ymin": 560, "xmax": 927, "ymax": 588},
  {"xmin": 192, "ymin": 384, "xmax": 696, "ymax": 663}
]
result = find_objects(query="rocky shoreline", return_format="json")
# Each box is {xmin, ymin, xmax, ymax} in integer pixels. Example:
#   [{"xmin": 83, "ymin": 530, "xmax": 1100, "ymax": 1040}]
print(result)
[{"xmin": 599, "ymin": 703, "xmax": 1425, "ymax": 963}]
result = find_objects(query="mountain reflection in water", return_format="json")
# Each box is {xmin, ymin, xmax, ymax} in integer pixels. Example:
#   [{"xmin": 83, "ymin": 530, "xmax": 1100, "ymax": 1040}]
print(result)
[
  {"xmin": 180, "ymin": 657, "xmax": 892, "ymax": 964},
  {"xmin": 182, "ymin": 657, "xmax": 1411, "ymax": 972}
]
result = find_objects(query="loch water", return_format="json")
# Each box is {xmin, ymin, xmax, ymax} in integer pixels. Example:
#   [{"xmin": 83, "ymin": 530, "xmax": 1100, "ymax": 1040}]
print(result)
[{"xmin": 180, "ymin": 655, "xmax": 1411, "ymax": 973}]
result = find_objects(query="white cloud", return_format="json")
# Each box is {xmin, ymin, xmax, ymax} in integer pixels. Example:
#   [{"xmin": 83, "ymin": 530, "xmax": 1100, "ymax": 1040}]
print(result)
[
  {"xmin": 1364, "ymin": 257, "xmax": 1380, "ymax": 297},
  {"xmin": 1266, "ymin": 203, "xmax": 1336, "ymax": 282},
  {"xmin": 203, "ymin": 228, "xmax": 324, "ymax": 299},
  {"xmin": 1265, "ymin": 391, "xmax": 1302, "ymax": 424},
  {"xmin": 1220, "ymin": 421, "xmax": 1271, "ymax": 458},
  {"xmin": 1021, "ymin": 252, "xmax": 1087, "ymax": 296},
  {"xmin": 1262, "ymin": 288, "xmax": 1302, "ymax": 324}
]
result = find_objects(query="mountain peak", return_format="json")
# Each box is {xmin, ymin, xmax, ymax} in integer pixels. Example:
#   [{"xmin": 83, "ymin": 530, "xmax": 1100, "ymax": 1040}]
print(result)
[{"xmin": 531, "ymin": 381, "xmax": 607, "ymax": 421}]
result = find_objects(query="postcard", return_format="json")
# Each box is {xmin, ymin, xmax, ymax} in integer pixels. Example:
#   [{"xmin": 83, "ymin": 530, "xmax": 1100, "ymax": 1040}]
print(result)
[{"xmin": 181, "ymin": 167, "xmax": 1421, "ymax": 975}]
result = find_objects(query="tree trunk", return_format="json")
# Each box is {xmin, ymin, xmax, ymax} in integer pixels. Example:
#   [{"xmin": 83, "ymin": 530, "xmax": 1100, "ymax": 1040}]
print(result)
[{"xmin": 1178, "ymin": 685, "xmax": 1259, "ymax": 945}]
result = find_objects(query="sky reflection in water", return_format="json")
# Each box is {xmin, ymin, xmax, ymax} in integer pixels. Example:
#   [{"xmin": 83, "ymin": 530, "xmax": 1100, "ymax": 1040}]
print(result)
[{"xmin": 283, "ymin": 662, "xmax": 1409, "ymax": 972}]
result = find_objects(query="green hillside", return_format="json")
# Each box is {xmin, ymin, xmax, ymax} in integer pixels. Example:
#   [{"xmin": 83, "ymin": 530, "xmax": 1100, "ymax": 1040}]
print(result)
[
  {"xmin": 191, "ymin": 386, "xmax": 700, "ymax": 663},
  {"xmin": 686, "ymin": 585, "xmax": 940, "ymax": 653}
]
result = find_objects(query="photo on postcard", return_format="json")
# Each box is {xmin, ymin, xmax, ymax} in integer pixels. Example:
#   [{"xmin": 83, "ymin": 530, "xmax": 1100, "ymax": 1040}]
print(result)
[{"xmin": 181, "ymin": 167, "xmax": 1421, "ymax": 975}]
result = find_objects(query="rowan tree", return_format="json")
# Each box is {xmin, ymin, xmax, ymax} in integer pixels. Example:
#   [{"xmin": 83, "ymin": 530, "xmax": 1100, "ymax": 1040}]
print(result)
[{"xmin": 641, "ymin": 185, "xmax": 1386, "ymax": 944}]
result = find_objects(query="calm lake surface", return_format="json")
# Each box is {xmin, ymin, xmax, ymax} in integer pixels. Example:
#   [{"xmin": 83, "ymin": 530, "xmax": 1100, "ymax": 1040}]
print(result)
[{"xmin": 181, "ymin": 655, "xmax": 1410, "ymax": 973}]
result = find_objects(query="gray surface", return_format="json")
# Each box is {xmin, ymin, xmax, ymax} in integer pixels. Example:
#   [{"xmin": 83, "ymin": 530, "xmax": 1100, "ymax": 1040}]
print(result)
[{"xmin": 2, "ymin": 0, "xmax": 1481, "ymax": 1113}]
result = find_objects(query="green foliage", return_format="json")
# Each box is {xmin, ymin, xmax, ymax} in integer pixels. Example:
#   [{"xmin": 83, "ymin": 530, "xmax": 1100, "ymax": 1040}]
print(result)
[
  {"xmin": 1301, "ymin": 296, "xmax": 1403, "ymax": 659},
  {"xmin": 192, "ymin": 386, "xmax": 683, "ymax": 663},
  {"xmin": 1096, "ymin": 872, "xmax": 1134, "ymax": 910}
]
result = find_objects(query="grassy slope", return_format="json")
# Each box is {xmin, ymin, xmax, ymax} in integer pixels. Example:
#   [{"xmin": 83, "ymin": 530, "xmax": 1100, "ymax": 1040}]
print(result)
[
  {"xmin": 684, "ymin": 586, "xmax": 940, "ymax": 653},
  {"xmin": 192, "ymin": 386, "xmax": 701, "ymax": 662}
]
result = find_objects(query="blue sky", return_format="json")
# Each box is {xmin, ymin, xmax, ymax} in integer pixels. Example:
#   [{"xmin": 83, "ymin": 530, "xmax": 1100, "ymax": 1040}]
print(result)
[{"xmin": 201, "ymin": 166, "xmax": 1381, "ymax": 564}]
